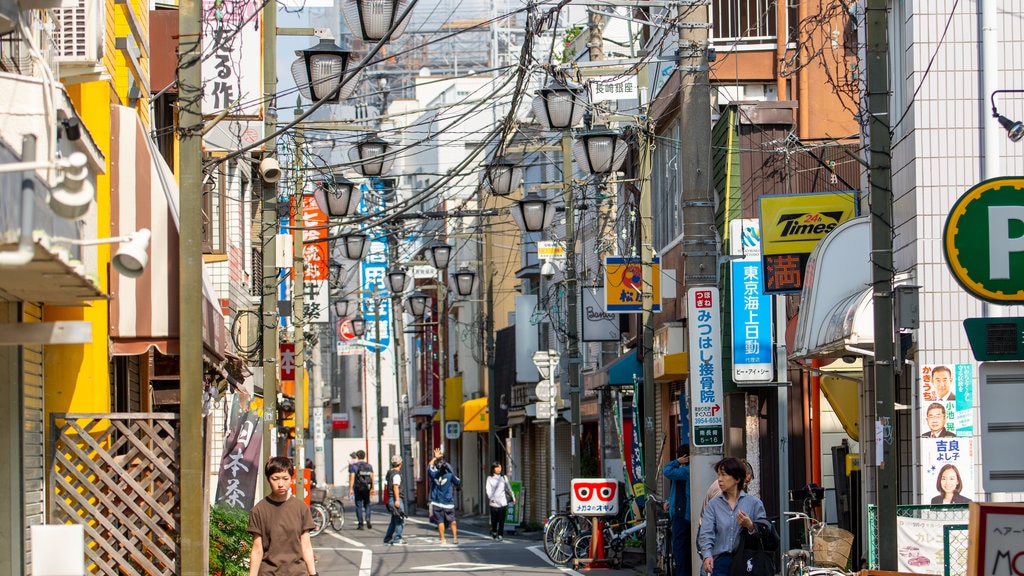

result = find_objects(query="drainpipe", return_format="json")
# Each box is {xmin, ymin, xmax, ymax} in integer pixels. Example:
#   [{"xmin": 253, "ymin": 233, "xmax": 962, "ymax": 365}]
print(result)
[
  {"xmin": 0, "ymin": 136, "xmax": 39, "ymax": 268},
  {"xmin": 811, "ymin": 358, "xmax": 821, "ymax": 486}
]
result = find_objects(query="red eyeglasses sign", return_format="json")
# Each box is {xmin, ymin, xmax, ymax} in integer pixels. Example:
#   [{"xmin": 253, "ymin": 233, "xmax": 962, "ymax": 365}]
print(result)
[{"xmin": 570, "ymin": 478, "xmax": 620, "ymax": 516}]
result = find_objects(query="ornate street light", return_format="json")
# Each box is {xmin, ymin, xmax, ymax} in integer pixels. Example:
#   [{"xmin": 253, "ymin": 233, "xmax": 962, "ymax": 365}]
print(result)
[
  {"xmin": 572, "ymin": 127, "xmax": 628, "ymax": 175},
  {"xmin": 407, "ymin": 290, "xmax": 429, "ymax": 317},
  {"xmin": 338, "ymin": 231, "xmax": 370, "ymax": 260},
  {"xmin": 424, "ymin": 241, "xmax": 453, "ymax": 270},
  {"xmin": 482, "ymin": 156, "xmax": 522, "ymax": 197},
  {"xmin": 349, "ymin": 135, "xmax": 396, "ymax": 177},
  {"xmin": 291, "ymin": 39, "xmax": 358, "ymax": 103},
  {"xmin": 516, "ymin": 190, "xmax": 557, "ymax": 233},
  {"xmin": 342, "ymin": 0, "xmax": 414, "ymax": 42},
  {"xmin": 451, "ymin": 266, "xmax": 477, "ymax": 297},
  {"xmin": 351, "ymin": 315, "xmax": 368, "ymax": 337},
  {"xmin": 328, "ymin": 260, "xmax": 346, "ymax": 289},
  {"xmin": 532, "ymin": 81, "xmax": 587, "ymax": 131},
  {"xmin": 314, "ymin": 174, "xmax": 362, "ymax": 218},
  {"xmin": 387, "ymin": 266, "xmax": 409, "ymax": 294},
  {"xmin": 333, "ymin": 296, "xmax": 356, "ymax": 317}
]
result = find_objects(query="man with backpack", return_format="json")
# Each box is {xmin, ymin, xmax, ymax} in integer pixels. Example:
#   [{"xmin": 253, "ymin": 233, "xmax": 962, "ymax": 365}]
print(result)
[{"xmin": 348, "ymin": 450, "xmax": 374, "ymax": 530}]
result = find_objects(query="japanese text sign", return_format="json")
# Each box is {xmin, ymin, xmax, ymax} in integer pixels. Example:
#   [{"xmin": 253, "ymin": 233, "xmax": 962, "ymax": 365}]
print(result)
[
  {"xmin": 570, "ymin": 478, "xmax": 620, "ymax": 516},
  {"xmin": 758, "ymin": 192, "xmax": 857, "ymax": 293},
  {"xmin": 730, "ymin": 259, "xmax": 773, "ymax": 383},
  {"xmin": 280, "ymin": 342, "xmax": 296, "ymax": 381},
  {"xmin": 687, "ymin": 288, "xmax": 724, "ymax": 447},
  {"xmin": 201, "ymin": 0, "xmax": 262, "ymax": 118}
]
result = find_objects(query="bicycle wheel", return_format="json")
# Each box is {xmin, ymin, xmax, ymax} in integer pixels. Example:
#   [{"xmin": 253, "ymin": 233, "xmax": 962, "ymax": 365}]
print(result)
[
  {"xmin": 309, "ymin": 503, "xmax": 328, "ymax": 537},
  {"xmin": 330, "ymin": 499, "xmax": 346, "ymax": 531},
  {"xmin": 573, "ymin": 532, "xmax": 592, "ymax": 560},
  {"xmin": 544, "ymin": 514, "xmax": 578, "ymax": 565},
  {"xmin": 656, "ymin": 522, "xmax": 673, "ymax": 575}
]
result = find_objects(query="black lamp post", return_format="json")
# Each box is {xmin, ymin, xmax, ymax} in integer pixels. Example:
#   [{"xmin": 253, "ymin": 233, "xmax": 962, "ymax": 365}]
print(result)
[
  {"xmin": 349, "ymin": 135, "xmax": 396, "ymax": 177},
  {"xmin": 342, "ymin": 0, "xmax": 413, "ymax": 42},
  {"xmin": 291, "ymin": 39, "xmax": 358, "ymax": 103},
  {"xmin": 314, "ymin": 174, "xmax": 361, "ymax": 218}
]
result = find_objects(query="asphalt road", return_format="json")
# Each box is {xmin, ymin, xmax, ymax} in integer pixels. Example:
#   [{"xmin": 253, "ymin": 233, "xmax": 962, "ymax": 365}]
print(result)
[{"xmin": 309, "ymin": 504, "xmax": 645, "ymax": 575}]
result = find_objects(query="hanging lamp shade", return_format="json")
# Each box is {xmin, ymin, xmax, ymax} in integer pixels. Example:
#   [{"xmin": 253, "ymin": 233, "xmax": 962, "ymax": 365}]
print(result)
[
  {"xmin": 342, "ymin": 0, "xmax": 413, "ymax": 42},
  {"xmin": 573, "ymin": 128, "xmax": 628, "ymax": 175},
  {"xmin": 314, "ymin": 174, "xmax": 362, "ymax": 217},
  {"xmin": 348, "ymin": 135, "xmax": 396, "ymax": 177},
  {"xmin": 516, "ymin": 190, "xmax": 556, "ymax": 232},
  {"xmin": 351, "ymin": 315, "xmax": 368, "ymax": 337},
  {"xmin": 339, "ymin": 232, "xmax": 370, "ymax": 260},
  {"xmin": 387, "ymin": 266, "xmax": 409, "ymax": 294},
  {"xmin": 407, "ymin": 290, "xmax": 430, "ymax": 317},
  {"xmin": 483, "ymin": 156, "xmax": 522, "ymax": 197},
  {"xmin": 424, "ymin": 241, "xmax": 453, "ymax": 270},
  {"xmin": 532, "ymin": 82, "xmax": 587, "ymax": 130},
  {"xmin": 290, "ymin": 39, "xmax": 358, "ymax": 103},
  {"xmin": 451, "ymin": 266, "xmax": 477, "ymax": 296}
]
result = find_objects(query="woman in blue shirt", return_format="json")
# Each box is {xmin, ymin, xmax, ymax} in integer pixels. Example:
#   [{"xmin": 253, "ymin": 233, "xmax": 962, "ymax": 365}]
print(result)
[{"xmin": 697, "ymin": 457, "xmax": 766, "ymax": 576}]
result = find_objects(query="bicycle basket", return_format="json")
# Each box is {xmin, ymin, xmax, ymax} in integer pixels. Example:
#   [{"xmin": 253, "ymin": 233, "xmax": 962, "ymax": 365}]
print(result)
[
  {"xmin": 812, "ymin": 525, "xmax": 854, "ymax": 568},
  {"xmin": 310, "ymin": 487, "xmax": 328, "ymax": 503}
]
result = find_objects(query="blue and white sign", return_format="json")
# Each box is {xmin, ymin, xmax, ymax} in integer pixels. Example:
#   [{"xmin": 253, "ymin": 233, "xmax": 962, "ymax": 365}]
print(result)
[
  {"xmin": 730, "ymin": 260, "xmax": 773, "ymax": 383},
  {"xmin": 687, "ymin": 287, "xmax": 724, "ymax": 447},
  {"xmin": 361, "ymin": 238, "xmax": 391, "ymax": 351}
]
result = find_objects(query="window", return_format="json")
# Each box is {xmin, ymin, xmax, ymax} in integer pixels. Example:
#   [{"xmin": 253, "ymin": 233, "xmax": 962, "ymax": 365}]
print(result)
[{"xmin": 712, "ymin": 0, "xmax": 778, "ymax": 43}]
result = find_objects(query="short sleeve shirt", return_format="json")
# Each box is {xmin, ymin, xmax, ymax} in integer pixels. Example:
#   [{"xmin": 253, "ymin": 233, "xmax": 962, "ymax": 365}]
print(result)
[{"xmin": 247, "ymin": 495, "xmax": 314, "ymax": 576}]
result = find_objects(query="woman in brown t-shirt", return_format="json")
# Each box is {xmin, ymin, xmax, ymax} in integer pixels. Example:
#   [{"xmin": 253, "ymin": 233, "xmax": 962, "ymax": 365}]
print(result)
[{"xmin": 248, "ymin": 456, "xmax": 318, "ymax": 576}]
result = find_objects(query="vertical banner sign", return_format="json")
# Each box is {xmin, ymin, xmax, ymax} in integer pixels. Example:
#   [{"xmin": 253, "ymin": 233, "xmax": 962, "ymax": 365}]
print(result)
[
  {"xmin": 280, "ymin": 342, "xmax": 296, "ymax": 381},
  {"xmin": 215, "ymin": 401, "xmax": 263, "ymax": 510},
  {"xmin": 918, "ymin": 363, "xmax": 976, "ymax": 505},
  {"xmin": 730, "ymin": 260, "xmax": 773, "ymax": 383},
  {"xmin": 360, "ymin": 180, "xmax": 391, "ymax": 350},
  {"xmin": 688, "ymin": 288, "xmax": 724, "ymax": 447},
  {"xmin": 201, "ymin": 0, "xmax": 262, "ymax": 117},
  {"xmin": 301, "ymin": 196, "xmax": 329, "ymax": 323}
]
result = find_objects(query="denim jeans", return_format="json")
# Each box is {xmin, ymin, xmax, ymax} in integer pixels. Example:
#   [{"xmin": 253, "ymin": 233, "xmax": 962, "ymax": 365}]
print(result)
[
  {"xmin": 384, "ymin": 509, "xmax": 405, "ymax": 542},
  {"xmin": 353, "ymin": 489, "xmax": 371, "ymax": 525}
]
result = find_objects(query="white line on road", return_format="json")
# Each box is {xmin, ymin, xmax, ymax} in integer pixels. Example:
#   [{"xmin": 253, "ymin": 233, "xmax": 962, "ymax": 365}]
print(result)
[
  {"xmin": 527, "ymin": 545, "xmax": 584, "ymax": 576},
  {"xmin": 320, "ymin": 531, "xmax": 371, "ymax": 576}
]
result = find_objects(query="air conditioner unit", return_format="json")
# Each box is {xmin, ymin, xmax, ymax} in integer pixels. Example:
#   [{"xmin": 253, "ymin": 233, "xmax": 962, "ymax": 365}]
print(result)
[{"xmin": 51, "ymin": 0, "xmax": 103, "ymax": 64}]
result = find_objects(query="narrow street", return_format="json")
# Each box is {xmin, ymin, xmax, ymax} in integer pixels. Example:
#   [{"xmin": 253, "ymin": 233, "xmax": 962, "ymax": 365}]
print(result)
[{"xmin": 310, "ymin": 505, "xmax": 643, "ymax": 576}]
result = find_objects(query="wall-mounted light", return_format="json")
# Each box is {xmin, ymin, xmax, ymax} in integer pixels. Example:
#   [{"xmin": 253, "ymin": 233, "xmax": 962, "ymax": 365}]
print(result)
[
  {"xmin": 47, "ymin": 228, "xmax": 153, "ymax": 278},
  {"xmin": 990, "ymin": 90, "xmax": 1024, "ymax": 143},
  {"xmin": 0, "ymin": 150, "xmax": 96, "ymax": 220}
]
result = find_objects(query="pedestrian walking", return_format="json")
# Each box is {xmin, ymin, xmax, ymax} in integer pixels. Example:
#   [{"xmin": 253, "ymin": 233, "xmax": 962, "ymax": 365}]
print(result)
[
  {"xmin": 247, "ymin": 456, "xmax": 318, "ymax": 576},
  {"xmin": 348, "ymin": 450, "xmax": 374, "ymax": 529},
  {"xmin": 383, "ymin": 455, "xmax": 407, "ymax": 545},
  {"xmin": 428, "ymin": 447, "xmax": 461, "ymax": 545},
  {"xmin": 485, "ymin": 461, "xmax": 514, "ymax": 541},
  {"xmin": 662, "ymin": 444, "xmax": 691, "ymax": 576},
  {"xmin": 697, "ymin": 457, "xmax": 766, "ymax": 576}
]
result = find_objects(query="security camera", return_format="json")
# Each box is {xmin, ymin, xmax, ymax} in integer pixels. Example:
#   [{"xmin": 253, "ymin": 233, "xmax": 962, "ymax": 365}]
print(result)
[
  {"xmin": 259, "ymin": 157, "xmax": 281, "ymax": 183},
  {"xmin": 541, "ymin": 260, "xmax": 556, "ymax": 279}
]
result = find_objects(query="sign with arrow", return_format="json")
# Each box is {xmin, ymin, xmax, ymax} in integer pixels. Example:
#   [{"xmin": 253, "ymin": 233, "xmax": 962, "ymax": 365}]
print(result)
[{"xmin": 687, "ymin": 287, "xmax": 724, "ymax": 447}]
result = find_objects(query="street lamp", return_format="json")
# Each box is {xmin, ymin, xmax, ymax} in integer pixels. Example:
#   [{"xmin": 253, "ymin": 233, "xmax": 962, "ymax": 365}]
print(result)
[
  {"xmin": 424, "ymin": 241, "xmax": 453, "ymax": 270},
  {"xmin": 349, "ymin": 135, "xmax": 396, "ymax": 177},
  {"xmin": 351, "ymin": 314, "xmax": 368, "ymax": 337},
  {"xmin": 291, "ymin": 38, "xmax": 359, "ymax": 103},
  {"xmin": 482, "ymin": 156, "xmax": 522, "ymax": 197},
  {"xmin": 342, "ymin": 0, "xmax": 414, "ymax": 42},
  {"xmin": 532, "ymin": 349, "xmax": 560, "ymax": 516},
  {"xmin": 333, "ymin": 296, "xmax": 356, "ymax": 317},
  {"xmin": 337, "ymin": 231, "xmax": 370, "ymax": 260},
  {"xmin": 387, "ymin": 266, "xmax": 409, "ymax": 294},
  {"xmin": 532, "ymin": 81, "xmax": 587, "ymax": 131},
  {"xmin": 407, "ymin": 290, "xmax": 429, "ymax": 317},
  {"xmin": 314, "ymin": 174, "xmax": 361, "ymax": 218},
  {"xmin": 573, "ymin": 127, "xmax": 629, "ymax": 174},
  {"xmin": 516, "ymin": 190, "xmax": 557, "ymax": 232},
  {"xmin": 450, "ymin": 266, "xmax": 477, "ymax": 297}
]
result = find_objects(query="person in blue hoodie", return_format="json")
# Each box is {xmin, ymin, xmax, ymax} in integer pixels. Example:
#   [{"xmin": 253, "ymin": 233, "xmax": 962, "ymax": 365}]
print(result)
[
  {"xmin": 663, "ymin": 444, "xmax": 691, "ymax": 576},
  {"xmin": 428, "ymin": 447, "xmax": 462, "ymax": 544}
]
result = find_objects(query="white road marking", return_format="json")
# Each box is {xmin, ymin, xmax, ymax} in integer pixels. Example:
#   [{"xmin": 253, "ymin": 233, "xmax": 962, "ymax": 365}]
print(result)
[
  {"xmin": 319, "ymin": 531, "xmax": 371, "ymax": 576},
  {"xmin": 410, "ymin": 562, "xmax": 516, "ymax": 571},
  {"xmin": 527, "ymin": 544, "xmax": 585, "ymax": 575}
]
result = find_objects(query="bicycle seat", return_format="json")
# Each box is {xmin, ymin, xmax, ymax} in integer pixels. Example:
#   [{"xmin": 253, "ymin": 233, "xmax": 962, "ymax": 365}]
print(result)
[{"xmin": 787, "ymin": 549, "xmax": 812, "ymax": 562}]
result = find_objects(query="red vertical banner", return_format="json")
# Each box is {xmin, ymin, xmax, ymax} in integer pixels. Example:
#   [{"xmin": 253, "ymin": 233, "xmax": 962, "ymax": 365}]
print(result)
[
  {"xmin": 280, "ymin": 342, "xmax": 296, "ymax": 381},
  {"xmin": 301, "ymin": 196, "xmax": 328, "ymax": 281}
]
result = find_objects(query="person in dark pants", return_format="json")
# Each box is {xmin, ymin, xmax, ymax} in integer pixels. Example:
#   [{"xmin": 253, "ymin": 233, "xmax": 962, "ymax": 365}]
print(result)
[
  {"xmin": 663, "ymin": 444, "xmax": 691, "ymax": 576},
  {"xmin": 485, "ymin": 461, "xmax": 514, "ymax": 541},
  {"xmin": 348, "ymin": 450, "xmax": 374, "ymax": 529}
]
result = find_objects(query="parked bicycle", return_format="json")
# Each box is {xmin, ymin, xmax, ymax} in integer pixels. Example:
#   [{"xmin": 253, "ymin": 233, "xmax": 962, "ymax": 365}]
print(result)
[
  {"xmin": 543, "ymin": 492, "xmax": 591, "ymax": 565},
  {"xmin": 570, "ymin": 495, "xmax": 673, "ymax": 573},
  {"xmin": 783, "ymin": 511, "xmax": 854, "ymax": 576},
  {"xmin": 309, "ymin": 485, "xmax": 346, "ymax": 536}
]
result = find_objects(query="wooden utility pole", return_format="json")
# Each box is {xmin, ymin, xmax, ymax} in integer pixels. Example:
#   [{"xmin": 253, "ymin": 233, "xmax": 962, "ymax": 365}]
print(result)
[
  {"xmin": 260, "ymin": 0, "xmax": 279, "ymax": 488},
  {"xmin": 178, "ymin": 0, "xmax": 205, "ymax": 571},
  {"xmin": 866, "ymin": 0, "xmax": 896, "ymax": 568}
]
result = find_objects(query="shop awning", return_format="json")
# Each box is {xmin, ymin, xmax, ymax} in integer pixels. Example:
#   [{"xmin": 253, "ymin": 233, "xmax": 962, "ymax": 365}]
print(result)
[
  {"xmin": 462, "ymin": 397, "xmax": 489, "ymax": 432},
  {"xmin": 583, "ymin": 349, "xmax": 642, "ymax": 391},
  {"xmin": 791, "ymin": 217, "xmax": 873, "ymax": 360},
  {"xmin": 109, "ymin": 105, "xmax": 226, "ymax": 362}
]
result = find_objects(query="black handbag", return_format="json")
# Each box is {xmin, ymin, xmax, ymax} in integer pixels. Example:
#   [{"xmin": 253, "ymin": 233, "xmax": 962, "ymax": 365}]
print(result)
[{"xmin": 729, "ymin": 526, "xmax": 777, "ymax": 576}]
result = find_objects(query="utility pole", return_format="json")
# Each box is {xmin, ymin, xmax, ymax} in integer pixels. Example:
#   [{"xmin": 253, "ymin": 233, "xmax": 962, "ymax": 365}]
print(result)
[
  {"xmin": 677, "ymin": 4, "xmax": 717, "ymax": 575},
  {"xmin": 260, "ymin": 0, "xmax": 279, "ymax": 484},
  {"xmin": 563, "ymin": 133, "xmax": 582, "ymax": 479},
  {"xmin": 374, "ymin": 291, "xmax": 384, "ymax": 499},
  {"xmin": 311, "ymin": 329, "xmax": 326, "ymax": 483},
  {"xmin": 178, "ymin": 0, "xmax": 204, "ymax": 571},
  {"xmin": 293, "ymin": 110, "xmax": 307, "ymax": 501},
  {"xmin": 866, "ymin": 0, "xmax": 896, "ymax": 568}
]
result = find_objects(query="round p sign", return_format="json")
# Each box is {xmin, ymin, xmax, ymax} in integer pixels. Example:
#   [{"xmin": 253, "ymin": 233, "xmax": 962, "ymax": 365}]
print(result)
[{"xmin": 944, "ymin": 177, "xmax": 1024, "ymax": 303}]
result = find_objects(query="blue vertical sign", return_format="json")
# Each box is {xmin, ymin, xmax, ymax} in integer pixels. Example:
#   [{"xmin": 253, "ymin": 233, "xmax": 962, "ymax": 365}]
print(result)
[
  {"xmin": 359, "ymin": 179, "xmax": 391, "ymax": 350},
  {"xmin": 730, "ymin": 260, "xmax": 773, "ymax": 383}
]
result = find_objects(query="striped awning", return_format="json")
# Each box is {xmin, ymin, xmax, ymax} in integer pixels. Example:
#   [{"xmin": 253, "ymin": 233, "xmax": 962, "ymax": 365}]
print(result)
[{"xmin": 109, "ymin": 105, "xmax": 226, "ymax": 361}]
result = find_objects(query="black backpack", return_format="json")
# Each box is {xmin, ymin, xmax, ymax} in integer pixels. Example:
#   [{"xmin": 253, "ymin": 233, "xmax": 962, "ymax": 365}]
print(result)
[{"xmin": 353, "ymin": 462, "xmax": 373, "ymax": 491}]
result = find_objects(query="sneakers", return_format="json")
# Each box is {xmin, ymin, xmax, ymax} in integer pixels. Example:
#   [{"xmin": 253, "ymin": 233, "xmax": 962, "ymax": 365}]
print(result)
[
  {"xmin": 497, "ymin": 535, "xmax": 503, "ymax": 542},
  {"xmin": 367, "ymin": 520, "xmax": 372, "ymax": 529},
  {"xmin": 453, "ymin": 539, "xmax": 459, "ymax": 545},
  {"xmin": 356, "ymin": 525, "xmax": 364, "ymax": 530},
  {"xmin": 391, "ymin": 538, "xmax": 406, "ymax": 545}
]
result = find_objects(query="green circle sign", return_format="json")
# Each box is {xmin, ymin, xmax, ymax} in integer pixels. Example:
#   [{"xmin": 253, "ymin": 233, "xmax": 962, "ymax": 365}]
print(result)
[{"xmin": 944, "ymin": 177, "xmax": 1024, "ymax": 303}]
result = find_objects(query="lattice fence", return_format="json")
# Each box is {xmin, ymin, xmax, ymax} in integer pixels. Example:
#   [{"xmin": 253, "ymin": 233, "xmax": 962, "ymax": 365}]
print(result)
[
  {"xmin": 866, "ymin": 504, "xmax": 969, "ymax": 571},
  {"xmin": 49, "ymin": 413, "xmax": 180, "ymax": 575}
]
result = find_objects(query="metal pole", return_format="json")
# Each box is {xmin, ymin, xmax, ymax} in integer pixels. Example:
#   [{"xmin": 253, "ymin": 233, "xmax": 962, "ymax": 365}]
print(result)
[
  {"xmin": 562, "ymin": 133, "xmax": 582, "ymax": 479},
  {"xmin": 177, "ymin": 0, "xmax": 204, "ymax": 570},
  {"xmin": 260, "ymin": 0, "xmax": 279, "ymax": 479},
  {"xmin": 293, "ymin": 116, "xmax": 306, "ymax": 501},
  {"xmin": 549, "ymin": 359, "xmax": 558, "ymax": 517},
  {"xmin": 866, "ymin": 0, "xmax": 896, "ymax": 568},
  {"xmin": 311, "ymin": 331, "xmax": 326, "ymax": 484},
  {"xmin": 438, "ymin": 280, "xmax": 448, "ymax": 455},
  {"xmin": 375, "ymin": 296, "xmax": 384, "ymax": 498}
]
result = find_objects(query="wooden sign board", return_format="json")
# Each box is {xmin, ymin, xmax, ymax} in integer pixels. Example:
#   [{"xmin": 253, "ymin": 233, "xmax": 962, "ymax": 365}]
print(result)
[{"xmin": 966, "ymin": 502, "xmax": 1024, "ymax": 576}]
